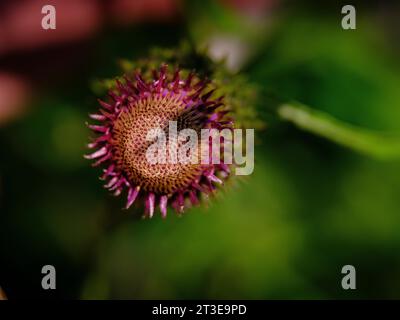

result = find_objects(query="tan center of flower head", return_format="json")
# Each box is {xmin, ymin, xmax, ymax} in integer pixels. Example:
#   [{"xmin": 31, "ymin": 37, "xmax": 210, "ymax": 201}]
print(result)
[{"xmin": 112, "ymin": 94, "xmax": 204, "ymax": 194}]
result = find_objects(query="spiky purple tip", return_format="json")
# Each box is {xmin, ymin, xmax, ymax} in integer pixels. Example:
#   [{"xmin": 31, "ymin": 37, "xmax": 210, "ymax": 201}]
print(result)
[{"xmin": 85, "ymin": 64, "xmax": 232, "ymax": 218}]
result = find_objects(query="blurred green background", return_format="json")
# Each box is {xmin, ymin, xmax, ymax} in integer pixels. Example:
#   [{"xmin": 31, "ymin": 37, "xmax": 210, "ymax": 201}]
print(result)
[{"xmin": 1, "ymin": 0, "xmax": 400, "ymax": 299}]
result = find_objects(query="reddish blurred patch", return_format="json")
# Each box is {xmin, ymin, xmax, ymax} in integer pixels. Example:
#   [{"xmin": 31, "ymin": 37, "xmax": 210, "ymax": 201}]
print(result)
[
  {"xmin": 0, "ymin": 73, "xmax": 30, "ymax": 126},
  {"xmin": 0, "ymin": 287, "xmax": 7, "ymax": 300}
]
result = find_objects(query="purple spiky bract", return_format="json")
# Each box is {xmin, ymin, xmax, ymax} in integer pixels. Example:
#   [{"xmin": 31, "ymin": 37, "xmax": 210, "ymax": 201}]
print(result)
[{"xmin": 85, "ymin": 64, "xmax": 232, "ymax": 218}]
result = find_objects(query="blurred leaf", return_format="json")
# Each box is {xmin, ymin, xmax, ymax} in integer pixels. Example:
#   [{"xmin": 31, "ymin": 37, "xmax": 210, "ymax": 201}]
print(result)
[{"xmin": 277, "ymin": 102, "xmax": 400, "ymax": 160}]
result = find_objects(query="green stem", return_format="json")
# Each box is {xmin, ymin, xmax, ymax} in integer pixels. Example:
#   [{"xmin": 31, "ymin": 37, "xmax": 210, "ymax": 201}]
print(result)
[{"xmin": 276, "ymin": 102, "xmax": 400, "ymax": 160}]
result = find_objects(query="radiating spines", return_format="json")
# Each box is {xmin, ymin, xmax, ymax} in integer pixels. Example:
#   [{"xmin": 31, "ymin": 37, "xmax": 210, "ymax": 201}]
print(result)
[{"xmin": 85, "ymin": 64, "xmax": 232, "ymax": 218}]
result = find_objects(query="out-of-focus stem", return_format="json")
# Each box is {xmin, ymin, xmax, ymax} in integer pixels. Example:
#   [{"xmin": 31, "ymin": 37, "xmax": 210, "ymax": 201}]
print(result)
[{"xmin": 277, "ymin": 102, "xmax": 400, "ymax": 160}]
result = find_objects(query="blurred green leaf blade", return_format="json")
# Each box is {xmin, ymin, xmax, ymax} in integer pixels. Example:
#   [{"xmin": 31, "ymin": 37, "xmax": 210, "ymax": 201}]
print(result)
[{"xmin": 277, "ymin": 102, "xmax": 400, "ymax": 160}]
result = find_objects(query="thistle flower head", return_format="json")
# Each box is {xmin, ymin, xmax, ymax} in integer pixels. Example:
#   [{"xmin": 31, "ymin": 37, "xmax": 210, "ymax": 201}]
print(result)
[{"xmin": 85, "ymin": 64, "xmax": 232, "ymax": 218}]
